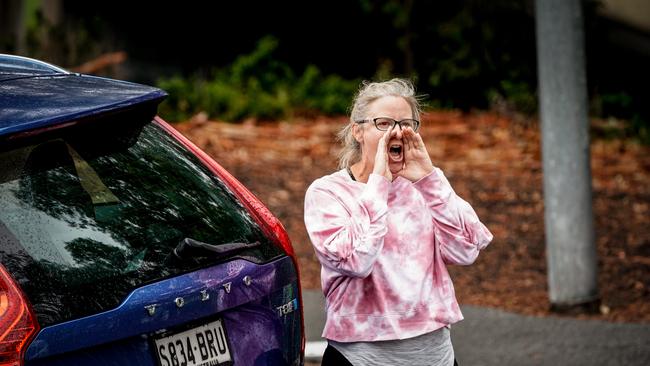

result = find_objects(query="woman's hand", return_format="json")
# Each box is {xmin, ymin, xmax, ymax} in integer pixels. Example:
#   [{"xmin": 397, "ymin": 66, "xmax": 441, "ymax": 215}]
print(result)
[
  {"xmin": 399, "ymin": 127, "xmax": 434, "ymax": 182},
  {"xmin": 372, "ymin": 126, "xmax": 397, "ymax": 181}
]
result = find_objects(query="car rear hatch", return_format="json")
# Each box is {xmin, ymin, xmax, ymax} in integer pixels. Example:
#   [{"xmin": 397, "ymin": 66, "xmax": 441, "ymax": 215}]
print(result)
[{"xmin": 0, "ymin": 56, "xmax": 303, "ymax": 365}]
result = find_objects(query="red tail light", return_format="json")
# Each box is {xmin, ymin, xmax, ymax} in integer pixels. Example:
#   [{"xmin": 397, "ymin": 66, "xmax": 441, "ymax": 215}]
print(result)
[
  {"xmin": 0, "ymin": 265, "xmax": 39, "ymax": 366},
  {"xmin": 156, "ymin": 117, "xmax": 306, "ymax": 358}
]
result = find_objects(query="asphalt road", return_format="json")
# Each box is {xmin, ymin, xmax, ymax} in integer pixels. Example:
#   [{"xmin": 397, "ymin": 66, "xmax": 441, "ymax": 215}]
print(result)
[{"xmin": 302, "ymin": 290, "xmax": 650, "ymax": 365}]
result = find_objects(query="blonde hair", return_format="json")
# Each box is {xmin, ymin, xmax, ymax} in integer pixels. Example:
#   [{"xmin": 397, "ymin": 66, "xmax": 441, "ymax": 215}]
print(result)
[{"xmin": 337, "ymin": 78, "xmax": 422, "ymax": 169}]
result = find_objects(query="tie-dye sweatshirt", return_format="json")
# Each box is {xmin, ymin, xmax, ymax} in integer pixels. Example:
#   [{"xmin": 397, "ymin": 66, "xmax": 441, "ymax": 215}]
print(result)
[{"xmin": 304, "ymin": 168, "xmax": 493, "ymax": 342}]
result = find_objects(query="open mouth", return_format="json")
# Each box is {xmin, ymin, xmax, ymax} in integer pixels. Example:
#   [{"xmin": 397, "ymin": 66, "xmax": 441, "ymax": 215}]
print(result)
[{"xmin": 388, "ymin": 144, "xmax": 403, "ymax": 162}]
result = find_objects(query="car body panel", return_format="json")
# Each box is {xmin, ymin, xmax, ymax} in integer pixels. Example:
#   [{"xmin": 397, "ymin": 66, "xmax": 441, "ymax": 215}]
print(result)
[
  {"xmin": 0, "ymin": 74, "xmax": 167, "ymax": 138},
  {"xmin": 25, "ymin": 256, "xmax": 299, "ymax": 365}
]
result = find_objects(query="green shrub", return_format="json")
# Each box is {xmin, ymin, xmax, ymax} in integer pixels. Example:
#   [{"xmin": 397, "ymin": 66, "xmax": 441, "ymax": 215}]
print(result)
[
  {"xmin": 631, "ymin": 114, "xmax": 650, "ymax": 144},
  {"xmin": 592, "ymin": 92, "xmax": 650, "ymax": 144},
  {"xmin": 156, "ymin": 36, "xmax": 359, "ymax": 122},
  {"xmin": 156, "ymin": 76, "xmax": 198, "ymax": 122},
  {"xmin": 293, "ymin": 65, "xmax": 359, "ymax": 116},
  {"xmin": 487, "ymin": 79, "xmax": 537, "ymax": 116}
]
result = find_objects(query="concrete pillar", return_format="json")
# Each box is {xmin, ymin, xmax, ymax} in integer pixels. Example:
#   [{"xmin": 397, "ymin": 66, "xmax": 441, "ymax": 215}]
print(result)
[{"xmin": 535, "ymin": 0, "xmax": 599, "ymax": 307}]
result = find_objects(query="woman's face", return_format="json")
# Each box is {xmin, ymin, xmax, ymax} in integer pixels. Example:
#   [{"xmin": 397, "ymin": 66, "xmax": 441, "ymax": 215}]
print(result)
[{"xmin": 353, "ymin": 96, "xmax": 413, "ymax": 174}]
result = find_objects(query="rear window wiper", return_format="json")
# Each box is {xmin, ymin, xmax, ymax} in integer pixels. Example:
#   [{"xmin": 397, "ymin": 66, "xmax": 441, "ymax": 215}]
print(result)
[{"xmin": 166, "ymin": 238, "xmax": 261, "ymax": 265}]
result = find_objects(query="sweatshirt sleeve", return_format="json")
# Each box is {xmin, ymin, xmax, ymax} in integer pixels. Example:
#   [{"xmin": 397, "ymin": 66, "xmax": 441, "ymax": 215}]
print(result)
[
  {"xmin": 413, "ymin": 168, "xmax": 493, "ymax": 265},
  {"xmin": 304, "ymin": 174, "xmax": 390, "ymax": 278}
]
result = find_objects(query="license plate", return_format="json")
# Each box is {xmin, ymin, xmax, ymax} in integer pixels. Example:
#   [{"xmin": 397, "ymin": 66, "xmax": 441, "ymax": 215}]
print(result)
[{"xmin": 154, "ymin": 318, "xmax": 233, "ymax": 366}]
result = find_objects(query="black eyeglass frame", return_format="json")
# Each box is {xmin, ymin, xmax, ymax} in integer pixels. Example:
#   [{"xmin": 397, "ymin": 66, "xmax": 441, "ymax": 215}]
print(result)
[{"xmin": 355, "ymin": 117, "xmax": 420, "ymax": 132}]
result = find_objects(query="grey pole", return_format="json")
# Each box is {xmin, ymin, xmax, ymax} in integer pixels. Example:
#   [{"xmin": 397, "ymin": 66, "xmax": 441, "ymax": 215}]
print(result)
[{"xmin": 535, "ymin": 0, "xmax": 598, "ymax": 307}]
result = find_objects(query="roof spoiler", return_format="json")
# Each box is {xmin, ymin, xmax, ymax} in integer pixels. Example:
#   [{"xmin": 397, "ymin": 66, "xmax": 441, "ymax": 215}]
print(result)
[{"xmin": 0, "ymin": 54, "xmax": 168, "ymax": 139}]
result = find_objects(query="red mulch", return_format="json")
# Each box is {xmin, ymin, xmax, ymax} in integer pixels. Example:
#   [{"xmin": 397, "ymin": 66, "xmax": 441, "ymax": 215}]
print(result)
[{"xmin": 173, "ymin": 110, "xmax": 650, "ymax": 323}]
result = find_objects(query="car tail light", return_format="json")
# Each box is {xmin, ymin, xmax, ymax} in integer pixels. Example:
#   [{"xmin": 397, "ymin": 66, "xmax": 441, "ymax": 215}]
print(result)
[
  {"xmin": 156, "ymin": 117, "xmax": 306, "ymax": 359},
  {"xmin": 0, "ymin": 265, "xmax": 39, "ymax": 366}
]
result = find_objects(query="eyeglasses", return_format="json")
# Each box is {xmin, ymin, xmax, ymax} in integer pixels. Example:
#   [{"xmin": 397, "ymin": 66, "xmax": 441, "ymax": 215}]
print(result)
[{"xmin": 355, "ymin": 117, "xmax": 420, "ymax": 132}]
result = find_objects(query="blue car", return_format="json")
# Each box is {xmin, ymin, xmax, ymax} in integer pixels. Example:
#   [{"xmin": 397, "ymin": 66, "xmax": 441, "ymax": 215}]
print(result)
[{"xmin": 0, "ymin": 54, "xmax": 304, "ymax": 366}]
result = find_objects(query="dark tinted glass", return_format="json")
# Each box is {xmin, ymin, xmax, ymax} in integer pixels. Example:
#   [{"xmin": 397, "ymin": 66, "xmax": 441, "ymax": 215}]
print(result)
[{"xmin": 0, "ymin": 121, "xmax": 282, "ymax": 326}]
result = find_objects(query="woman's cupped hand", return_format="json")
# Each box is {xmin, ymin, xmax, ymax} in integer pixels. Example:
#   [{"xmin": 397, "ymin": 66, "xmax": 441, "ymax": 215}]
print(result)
[
  {"xmin": 399, "ymin": 127, "xmax": 434, "ymax": 182},
  {"xmin": 372, "ymin": 126, "xmax": 434, "ymax": 182}
]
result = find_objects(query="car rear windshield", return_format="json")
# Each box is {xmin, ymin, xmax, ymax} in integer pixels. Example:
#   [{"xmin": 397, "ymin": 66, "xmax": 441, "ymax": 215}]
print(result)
[{"xmin": 0, "ymin": 119, "xmax": 283, "ymax": 327}]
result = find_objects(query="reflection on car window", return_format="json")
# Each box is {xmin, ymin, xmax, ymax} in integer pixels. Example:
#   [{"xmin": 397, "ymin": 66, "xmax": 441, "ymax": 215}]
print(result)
[{"xmin": 0, "ymin": 121, "xmax": 282, "ymax": 326}]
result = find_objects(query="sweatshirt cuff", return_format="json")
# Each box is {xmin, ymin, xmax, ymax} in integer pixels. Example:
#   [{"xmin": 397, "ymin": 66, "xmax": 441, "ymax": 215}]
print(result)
[{"xmin": 472, "ymin": 222, "xmax": 494, "ymax": 250}]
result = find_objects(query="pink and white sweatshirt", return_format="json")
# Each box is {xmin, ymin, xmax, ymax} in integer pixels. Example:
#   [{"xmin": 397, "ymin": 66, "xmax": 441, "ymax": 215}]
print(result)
[{"xmin": 304, "ymin": 168, "xmax": 493, "ymax": 342}]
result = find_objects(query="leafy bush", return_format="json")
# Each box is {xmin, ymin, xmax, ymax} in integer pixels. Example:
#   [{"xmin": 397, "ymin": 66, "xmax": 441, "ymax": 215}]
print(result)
[
  {"xmin": 487, "ymin": 79, "xmax": 537, "ymax": 116},
  {"xmin": 157, "ymin": 37, "xmax": 359, "ymax": 122},
  {"xmin": 591, "ymin": 92, "xmax": 650, "ymax": 144}
]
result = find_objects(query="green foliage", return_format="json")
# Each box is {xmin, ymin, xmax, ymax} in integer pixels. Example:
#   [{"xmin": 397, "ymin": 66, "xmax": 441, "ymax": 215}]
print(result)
[
  {"xmin": 157, "ymin": 37, "xmax": 359, "ymax": 122},
  {"xmin": 428, "ymin": 9, "xmax": 482, "ymax": 88},
  {"xmin": 487, "ymin": 80, "xmax": 538, "ymax": 116},
  {"xmin": 156, "ymin": 76, "xmax": 198, "ymax": 122},
  {"xmin": 591, "ymin": 92, "xmax": 650, "ymax": 144},
  {"xmin": 598, "ymin": 92, "xmax": 633, "ymax": 117},
  {"xmin": 631, "ymin": 115, "xmax": 650, "ymax": 145},
  {"xmin": 414, "ymin": 1, "xmax": 538, "ymax": 111},
  {"xmin": 293, "ymin": 66, "xmax": 359, "ymax": 116}
]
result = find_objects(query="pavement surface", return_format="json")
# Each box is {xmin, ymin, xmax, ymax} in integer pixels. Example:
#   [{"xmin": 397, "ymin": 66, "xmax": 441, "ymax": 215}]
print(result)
[{"xmin": 302, "ymin": 289, "xmax": 650, "ymax": 365}]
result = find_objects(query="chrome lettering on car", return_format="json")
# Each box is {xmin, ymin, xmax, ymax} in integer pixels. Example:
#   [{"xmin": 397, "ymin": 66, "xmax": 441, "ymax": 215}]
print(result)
[
  {"xmin": 243, "ymin": 275, "xmax": 252, "ymax": 286},
  {"xmin": 276, "ymin": 298, "xmax": 299, "ymax": 316},
  {"xmin": 146, "ymin": 286, "xmax": 234, "ymax": 316},
  {"xmin": 144, "ymin": 304, "xmax": 158, "ymax": 316},
  {"xmin": 200, "ymin": 289, "xmax": 210, "ymax": 301}
]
